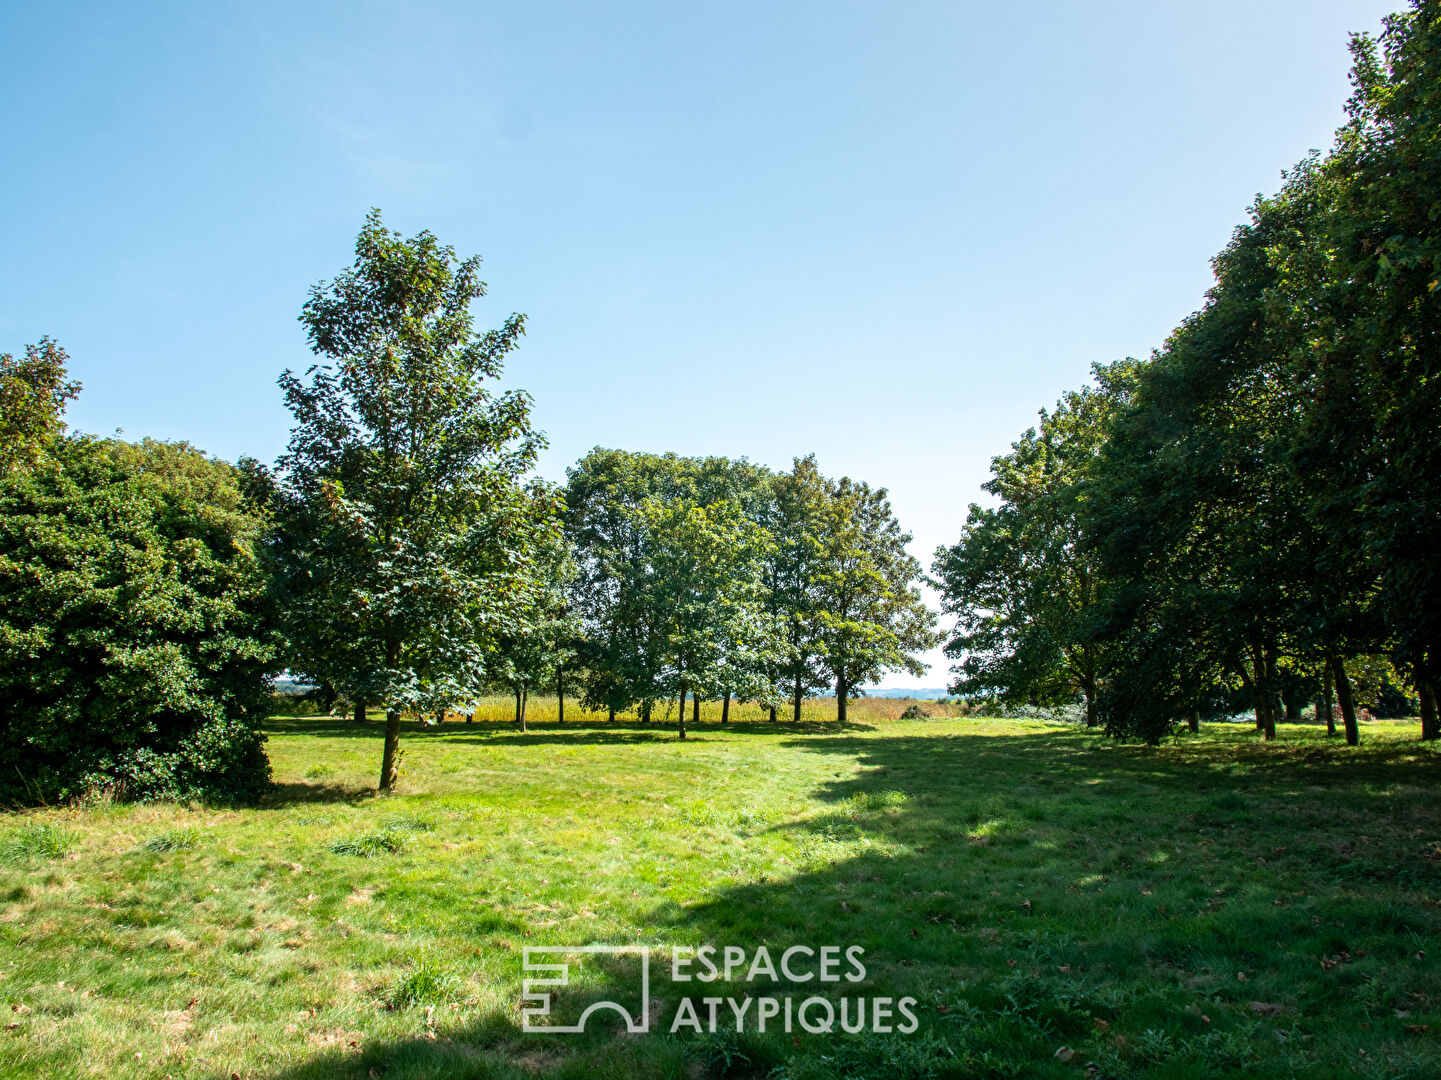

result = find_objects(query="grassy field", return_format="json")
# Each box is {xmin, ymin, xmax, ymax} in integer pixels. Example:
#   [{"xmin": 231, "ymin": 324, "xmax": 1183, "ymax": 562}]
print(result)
[{"xmin": 1, "ymin": 704, "xmax": 1439, "ymax": 1079}]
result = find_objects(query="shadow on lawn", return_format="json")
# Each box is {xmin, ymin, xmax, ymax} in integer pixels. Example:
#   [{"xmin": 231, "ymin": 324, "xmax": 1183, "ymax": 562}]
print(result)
[
  {"xmin": 265, "ymin": 716, "xmax": 877, "ymax": 741},
  {"xmin": 258, "ymin": 728, "xmax": 1441, "ymax": 1080}
]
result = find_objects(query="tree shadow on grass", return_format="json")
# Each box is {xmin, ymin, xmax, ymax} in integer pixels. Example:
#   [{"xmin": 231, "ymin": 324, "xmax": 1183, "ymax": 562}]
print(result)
[
  {"xmin": 260, "ymin": 780, "xmax": 380, "ymax": 807},
  {"xmin": 257, "ymin": 728, "xmax": 1441, "ymax": 1079}
]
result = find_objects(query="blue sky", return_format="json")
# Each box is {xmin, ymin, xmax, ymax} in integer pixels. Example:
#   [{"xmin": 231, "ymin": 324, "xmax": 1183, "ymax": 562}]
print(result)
[{"xmin": 0, "ymin": 0, "xmax": 1400, "ymax": 687}]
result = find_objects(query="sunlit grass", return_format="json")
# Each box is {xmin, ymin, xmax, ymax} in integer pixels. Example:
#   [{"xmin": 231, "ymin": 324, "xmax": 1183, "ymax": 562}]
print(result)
[{"xmin": 0, "ymin": 707, "xmax": 1436, "ymax": 1079}]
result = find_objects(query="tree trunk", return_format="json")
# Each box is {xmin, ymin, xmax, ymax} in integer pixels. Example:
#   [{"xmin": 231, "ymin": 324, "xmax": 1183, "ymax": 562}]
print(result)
[
  {"xmin": 378, "ymin": 634, "xmax": 402, "ymax": 792},
  {"xmin": 1323, "ymin": 664, "xmax": 1336, "ymax": 736},
  {"xmin": 1082, "ymin": 681, "xmax": 1097, "ymax": 728},
  {"xmin": 837, "ymin": 674, "xmax": 848, "ymax": 725},
  {"xmin": 520, "ymin": 686, "xmax": 528, "ymax": 734},
  {"xmin": 557, "ymin": 667, "xmax": 564, "ymax": 724},
  {"xmin": 1263, "ymin": 645, "xmax": 1279, "ymax": 741},
  {"xmin": 768, "ymin": 704, "xmax": 777, "ymax": 722},
  {"xmin": 1188, "ymin": 709, "xmax": 1200, "ymax": 734},
  {"xmin": 379, "ymin": 709, "xmax": 402, "ymax": 791},
  {"xmin": 641, "ymin": 699, "xmax": 652, "ymax": 724},
  {"xmin": 1241, "ymin": 642, "xmax": 1274, "ymax": 740},
  {"xmin": 692, "ymin": 693, "xmax": 700, "ymax": 725},
  {"xmin": 793, "ymin": 672, "xmax": 803, "ymax": 723},
  {"xmin": 354, "ymin": 699, "xmax": 366, "ymax": 725},
  {"xmin": 677, "ymin": 680, "xmax": 687, "ymax": 741},
  {"xmin": 514, "ymin": 683, "xmax": 522, "ymax": 726},
  {"xmin": 721, "ymin": 690, "xmax": 730, "ymax": 724},
  {"xmin": 1331, "ymin": 655, "xmax": 1359, "ymax": 746},
  {"xmin": 1417, "ymin": 653, "xmax": 1438, "ymax": 741},
  {"xmin": 608, "ymin": 705, "xmax": 616, "ymax": 723}
]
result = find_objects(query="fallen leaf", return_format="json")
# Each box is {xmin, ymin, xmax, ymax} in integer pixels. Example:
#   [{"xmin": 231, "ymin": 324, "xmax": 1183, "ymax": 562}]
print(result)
[{"xmin": 1055, "ymin": 1046, "xmax": 1076, "ymax": 1062}]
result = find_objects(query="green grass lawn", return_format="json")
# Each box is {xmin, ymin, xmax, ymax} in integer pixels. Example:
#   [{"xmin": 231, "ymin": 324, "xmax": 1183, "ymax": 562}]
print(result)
[{"xmin": 2, "ymin": 710, "xmax": 1439, "ymax": 1079}]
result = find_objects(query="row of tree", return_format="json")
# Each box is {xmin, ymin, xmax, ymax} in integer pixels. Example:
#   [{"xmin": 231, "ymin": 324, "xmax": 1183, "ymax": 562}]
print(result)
[
  {"xmin": 0, "ymin": 211, "xmax": 935, "ymax": 802},
  {"xmin": 934, "ymin": 3, "xmax": 1440, "ymax": 744}
]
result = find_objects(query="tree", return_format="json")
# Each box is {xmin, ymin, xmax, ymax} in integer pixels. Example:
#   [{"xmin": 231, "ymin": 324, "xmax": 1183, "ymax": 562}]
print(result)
[
  {"xmin": 272, "ymin": 210, "xmax": 551, "ymax": 790},
  {"xmin": 488, "ymin": 493, "xmax": 579, "ymax": 733},
  {"xmin": 0, "ymin": 338, "xmax": 81, "ymax": 474},
  {"xmin": 933, "ymin": 362, "xmax": 1136, "ymax": 725},
  {"xmin": 765, "ymin": 456, "xmax": 834, "ymax": 721},
  {"xmin": 814, "ymin": 477, "xmax": 937, "ymax": 723},
  {"xmin": 625, "ymin": 496, "xmax": 782, "ymax": 739}
]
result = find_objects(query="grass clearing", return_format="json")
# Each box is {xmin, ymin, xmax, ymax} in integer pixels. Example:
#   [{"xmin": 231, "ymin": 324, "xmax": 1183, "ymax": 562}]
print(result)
[{"xmin": 2, "ymin": 703, "xmax": 1438, "ymax": 1078}]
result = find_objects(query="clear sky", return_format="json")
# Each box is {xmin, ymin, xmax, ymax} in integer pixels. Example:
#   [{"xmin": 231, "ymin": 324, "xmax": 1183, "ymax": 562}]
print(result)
[{"xmin": 0, "ymin": 0, "xmax": 1401, "ymax": 688}]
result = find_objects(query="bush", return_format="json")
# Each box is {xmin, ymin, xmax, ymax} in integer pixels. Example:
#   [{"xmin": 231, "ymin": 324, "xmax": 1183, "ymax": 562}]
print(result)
[{"xmin": 0, "ymin": 437, "xmax": 278, "ymax": 804}]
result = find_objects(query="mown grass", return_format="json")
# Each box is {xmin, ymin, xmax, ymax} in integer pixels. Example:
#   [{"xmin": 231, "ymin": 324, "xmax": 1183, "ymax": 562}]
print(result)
[{"xmin": 1, "ymin": 704, "xmax": 1438, "ymax": 1079}]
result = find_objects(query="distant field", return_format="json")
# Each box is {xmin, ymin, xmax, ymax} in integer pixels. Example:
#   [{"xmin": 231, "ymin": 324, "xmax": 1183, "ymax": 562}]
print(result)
[{"xmin": 2, "ymin": 710, "xmax": 1438, "ymax": 1079}]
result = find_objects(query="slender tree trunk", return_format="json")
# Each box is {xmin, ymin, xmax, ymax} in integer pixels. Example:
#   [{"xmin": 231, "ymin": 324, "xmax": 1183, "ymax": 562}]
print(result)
[
  {"xmin": 1417, "ymin": 652, "xmax": 1438, "ymax": 741},
  {"xmin": 642, "ymin": 699, "xmax": 652, "ymax": 724},
  {"xmin": 768, "ymin": 704, "xmax": 777, "ymax": 722},
  {"xmin": 692, "ymin": 693, "xmax": 699, "ymax": 725},
  {"xmin": 721, "ymin": 690, "xmax": 730, "ymax": 724},
  {"xmin": 677, "ymin": 679, "xmax": 687, "ymax": 741},
  {"xmin": 1323, "ymin": 664, "xmax": 1336, "ymax": 736},
  {"xmin": 837, "ymin": 674, "xmax": 848, "ymax": 725},
  {"xmin": 378, "ymin": 635, "xmax": 402, "ymax": 791},
  {"xmin": 379, "ymin": 709, "xmax": 402, "ymax": 791},
  {"xmin": 514, "ymin": 683, "xmax": 522, "ymax": 725},
  {"xmin": 520, "ymin": 686, "xmax": 528, "ymax": 734},
  {"xmin": 1263, "ymin": 645, "xmax": 1279, "ymax": 741},
  {"xmin": 354, "ymin": 699, "xmax": 366, "ymax": 725},
  {"xmin": 1188, "ymin": 709, "xmax": 1200, "ymax": 734},
  {"xmin": 608, "ymin": 705, "xmax": 616, "ymax": 723},
  {"xmin": 1082, "ymin": 680, "xmax": 1097, "ymax": 728},
  {"xmin": 557, "ymin": 667, "xmax": 564, "ymax": 724},
  {"xmin": 1331, "ymin": 655, "xmax": 1359, "ymax": 746},
  {"xmin": 793, "ymin": 672, "xmax": 803, "ymax": 723}
]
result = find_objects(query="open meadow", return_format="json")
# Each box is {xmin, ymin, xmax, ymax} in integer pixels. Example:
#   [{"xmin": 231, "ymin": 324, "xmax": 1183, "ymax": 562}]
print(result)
[{"xmin": 2, "ymin": 704, "xmax": 1439, "ymax": 1080}]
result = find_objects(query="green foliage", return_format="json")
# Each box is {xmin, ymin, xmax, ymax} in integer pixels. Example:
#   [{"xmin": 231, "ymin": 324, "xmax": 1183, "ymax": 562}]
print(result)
[
  {"xmin": 0, "ymin": 338, "xmax": 80, "ymax": 475},
  {"xmin": 271, "ymin": 210, "xmax": 557, "ymax": 787},
  {"xmin": 0, "ymin": 434, "xmax": 277, "ymax": 804},
  {"xmin": 933, "ymin": 362, "xmax": 1137, "ymax": 726}
]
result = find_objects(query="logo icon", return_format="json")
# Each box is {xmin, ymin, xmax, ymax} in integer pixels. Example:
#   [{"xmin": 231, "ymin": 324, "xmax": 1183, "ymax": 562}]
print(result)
[{"xmin": 521, "ymin": 945, "xmax": 652, "ymax": 1034}]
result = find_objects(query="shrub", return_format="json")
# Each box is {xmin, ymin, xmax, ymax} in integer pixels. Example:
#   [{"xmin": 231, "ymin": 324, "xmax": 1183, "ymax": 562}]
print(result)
[{"xmin": 0, "ymin": 437, "xmax": 278, "ymax": 804}]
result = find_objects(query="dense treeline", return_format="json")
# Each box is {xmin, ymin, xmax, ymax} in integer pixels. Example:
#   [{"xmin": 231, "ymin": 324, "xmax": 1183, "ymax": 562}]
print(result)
[
  {"xmin": 935, "ymin": 3, "xmax": 1440, "ymax": 744},
  {"xmin": 0, "ymin": 217, "xmax": 934, "ymax": 802}
]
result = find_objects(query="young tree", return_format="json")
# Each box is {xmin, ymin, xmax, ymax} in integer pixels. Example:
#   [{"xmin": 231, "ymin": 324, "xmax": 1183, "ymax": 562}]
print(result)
[
  {"xmin": 814, "ymin": 477, "xmax": 937, "ymax": 723},
  {"xmin": 0, "ymin": 338, "xmax": 81, "ymax": 474},
  {"xmin": 766, "ymin": 456, "xmax": 833, "ymax": 721},
  {"xmin": 272, "ymin": 211, "xmax": 550, "ymax": 790}
]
